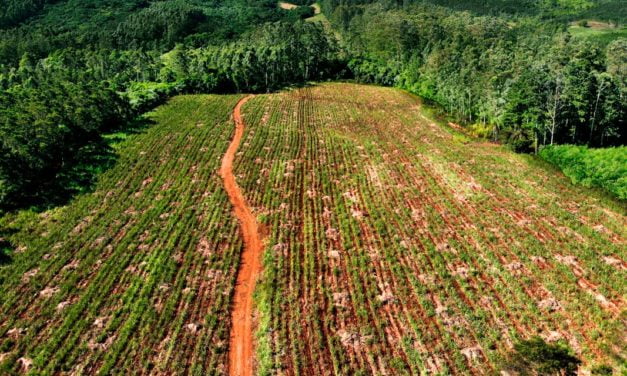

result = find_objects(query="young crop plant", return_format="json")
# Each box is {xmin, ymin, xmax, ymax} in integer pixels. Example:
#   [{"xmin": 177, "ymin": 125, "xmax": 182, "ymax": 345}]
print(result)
[{"xmin": 0, "ymin": 83, "xmax": 624, "ymax": 375}]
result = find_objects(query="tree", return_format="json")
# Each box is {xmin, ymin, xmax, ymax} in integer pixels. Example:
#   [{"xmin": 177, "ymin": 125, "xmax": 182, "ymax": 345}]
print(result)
[{"xmin": 545, "ymin": 71, "xmax": 564, "ymax": 146}]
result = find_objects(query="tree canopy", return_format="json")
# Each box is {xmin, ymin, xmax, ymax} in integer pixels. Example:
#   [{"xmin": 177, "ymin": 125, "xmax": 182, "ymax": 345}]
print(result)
[{"xmin": 0, "ymin": 0, "xmax": 624, "ymax": 209}]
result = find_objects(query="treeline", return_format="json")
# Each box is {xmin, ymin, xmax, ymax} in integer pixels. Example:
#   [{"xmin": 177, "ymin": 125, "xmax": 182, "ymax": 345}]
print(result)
[
  {"xmin": 0, "ymin": 54, "xmax": 133, "ymax": 207},
  {"xmin": 0, "ymin": 22, "xmax": 342, "ymax": 209},
  {"xmin": 320, "ymin": 0, "xmax": 627, "ymax": 23},
  {"xmin": 169, "ymin": 23, "xmax": 343, "ymax": 92},
  {"xmin": 428, "ymin": 0, "xmax": 626, "ymax": 23},
  {"xmin": 321, "ymin": 1, "xmax": 626, "ymax": 151},
  {"xmin": 0, "ymin": 0, "xmax": 291, "ymax": 64}
]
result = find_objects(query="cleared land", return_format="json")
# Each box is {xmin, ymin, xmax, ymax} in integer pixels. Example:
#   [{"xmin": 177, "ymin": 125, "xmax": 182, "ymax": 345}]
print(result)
[
  {"xmin": 0, "ymin": 84, "xmax": 625, "ymax": 375},
  {"xmin": 568, "ymin": 20, "xmax": 627, "ymax": 44},
  {"xmin": 279, "ymin": 1, "xmax": 327, "ymax": 24},
  {"xmin": 238, "ymin": 84, "xmax": 626, "ymax": 374},
  {"xmin": 278, "ymin": 1, "xmax": 298, "ymax": 10}
]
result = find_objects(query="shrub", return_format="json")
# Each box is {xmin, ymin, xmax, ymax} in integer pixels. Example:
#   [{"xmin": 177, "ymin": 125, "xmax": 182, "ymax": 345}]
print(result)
[
  {"xmin": 540, "ymin": 145, "xmax": 627, "ymax": 200},
  {"xmin": 500, "ymin": 337, "xmax": 581, "ymax": 375}
]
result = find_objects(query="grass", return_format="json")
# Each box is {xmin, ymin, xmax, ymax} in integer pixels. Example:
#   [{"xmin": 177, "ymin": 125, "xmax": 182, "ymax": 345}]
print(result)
[
  {"xmin": 568, "ymin": 21, "xmax": 627, "ymax": 45},
  {"xmin": 306, "ymin": 3, "xmax": 331, "ymax": 26},
  {"xmin": 278, "ymin": 1, "xmax": 328, "ymax": 23},
  {"xmin": 306, "ymin": 11, "xmax": 328, "ymax": 23}
]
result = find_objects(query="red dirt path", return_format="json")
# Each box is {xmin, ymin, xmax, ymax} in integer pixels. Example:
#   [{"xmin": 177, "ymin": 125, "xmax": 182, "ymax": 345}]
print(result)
[{"xmin": 221, "ymin": 95, "xmax": 261, "ymax": 376}]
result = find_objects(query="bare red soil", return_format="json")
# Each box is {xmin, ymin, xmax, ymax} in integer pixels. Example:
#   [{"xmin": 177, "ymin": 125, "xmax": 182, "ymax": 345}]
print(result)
[{"xmin": 221, "ymin": 95, "xmax": 262, "ymax": 376}]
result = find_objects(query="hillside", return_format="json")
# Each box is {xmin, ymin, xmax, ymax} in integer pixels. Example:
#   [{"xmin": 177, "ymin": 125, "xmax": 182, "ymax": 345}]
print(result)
[
  {"xmin": 2, "ymin": 0, "xmax": 625, "ymax": 214},
  {"xmin": 315, "ymin": 0, "xmax": 627, "ymax": 23},
  {"xmin": 0, "ymin": 95, "xmax": 244, "ymax": 374},
  {"xmin": 1, "ymin": 83, "xmax": 625, "ymax": 374},
  {"xmin": 0, "ymin": 0, "xmax": 315, "ymax": 66}
]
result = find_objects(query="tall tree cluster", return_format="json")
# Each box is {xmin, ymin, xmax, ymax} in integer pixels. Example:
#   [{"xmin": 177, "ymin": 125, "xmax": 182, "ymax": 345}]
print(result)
[
  {"xmin": 173, "ymin": 22, "xmax": 342, "ymax": 92},
  {"xmin": 0, "ymin": 0, "xmax": 624, "ymax": 209},
  {"xmin": 0, "ymin": 16, "xmax": 342, "ymax": 209},
  {"xmin": 0, "ymin": 54, "xmax": 131, "ymax": 207},
  {"xmin": 0, "ymin": 0, "xmax": 56, "ymax": 28},
  {"xmin": 321, "ymin": 1, "xmax": 626, "ymax": 151}
]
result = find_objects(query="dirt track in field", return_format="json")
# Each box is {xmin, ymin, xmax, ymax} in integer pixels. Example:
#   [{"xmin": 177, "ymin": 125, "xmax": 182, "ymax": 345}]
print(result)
[{"xmin": 221, "ymin": 95, "xmax": 260, "ymax": 376}]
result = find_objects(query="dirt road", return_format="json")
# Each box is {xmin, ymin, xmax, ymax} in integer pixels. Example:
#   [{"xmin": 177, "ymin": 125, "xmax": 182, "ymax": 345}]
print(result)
[{"xmin": 221, "ymin": 95, "xmax": 261, "ymax": 376}]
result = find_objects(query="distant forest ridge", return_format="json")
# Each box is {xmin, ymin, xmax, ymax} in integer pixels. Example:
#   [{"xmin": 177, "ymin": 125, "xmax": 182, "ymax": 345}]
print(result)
[{"xmin": 0, "ymin": 0, "xmax": 625, "ymax": 209}]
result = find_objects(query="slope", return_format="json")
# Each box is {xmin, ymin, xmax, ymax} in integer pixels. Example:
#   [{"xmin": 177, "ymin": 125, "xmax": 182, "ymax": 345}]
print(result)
[
  {"xmin": 0, "ymin": 94, "xmax": 244, "ymax": 374},
  {"xmin": 0, "ymin": 83, "xmax": 624, "ymax": 375},
  {"xmin": 234, "ymin": 83, "xmax": 626, "ymax": 374}
]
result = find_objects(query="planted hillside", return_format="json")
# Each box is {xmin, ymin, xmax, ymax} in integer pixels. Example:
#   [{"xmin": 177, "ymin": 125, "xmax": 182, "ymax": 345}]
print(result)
[
  {"xmin": 0, "ymin": 0, "xmax": 625, "ymax": 373},
  {"xmin": 1, "ymin": 83, "xmax": 624, "ymax": 375},
  {"xmin": 233, "ymin": 83, "xmax": 624, "ymax": 374},
  {"xmin": 1, "ymin": 77, "xmax": 625, "ymax": 374},
  {"xmin": 0, "ymin": 95, "xmax": 244, "ymax": 374}
]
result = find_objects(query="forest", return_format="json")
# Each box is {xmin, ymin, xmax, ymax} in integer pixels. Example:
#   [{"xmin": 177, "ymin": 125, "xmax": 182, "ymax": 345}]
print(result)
[
  {"xmin": 321, "ymin": 0, "xmax": 625, "ymax": 151},
  {"xmin": 0, "ymin": 0, "xmax": 625, "ymax": 209}
]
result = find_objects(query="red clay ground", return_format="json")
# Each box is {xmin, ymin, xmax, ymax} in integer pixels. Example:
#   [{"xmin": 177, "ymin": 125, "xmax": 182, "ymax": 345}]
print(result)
[{"xmin": 221, "ymin": 95, "xmax": 263, "ymax": 376}]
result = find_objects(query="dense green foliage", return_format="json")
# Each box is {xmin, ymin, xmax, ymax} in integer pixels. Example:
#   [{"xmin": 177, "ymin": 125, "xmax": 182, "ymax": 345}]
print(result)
[
  {"xmin": 0, "ymin": 0, "xmax": 342, "ymax": 209},
  {"xmin": 0, "ymin": 0, "xmax": 56, "ymax": 28},
  {"xmin": 321, "ymin": 0, "xmax": 626, "ymax": 151},
  {"xmin": 540, "ymin": 144, "xmax": 627, "ymax": 199},
  {"xmin": 0, "ymin": 0, "xmax": 625, "ymax": 210},
  {"xmin": 501, "ymin": 337, "xmax": 581, "ymax": 375},
  {"xmin": 0, "ymin": 66, "xmax": 131, "ymax": 208},
  {"xmin": 0, "ymin": 0, "xmax": 292, "ymax": 63},
  {"xmin": 159, "ymin": 23, "xmax": 342, "ymax": 93},
  {"xmin": 320, "ymin": 0, "xmax": 626, "ymax": 22}
]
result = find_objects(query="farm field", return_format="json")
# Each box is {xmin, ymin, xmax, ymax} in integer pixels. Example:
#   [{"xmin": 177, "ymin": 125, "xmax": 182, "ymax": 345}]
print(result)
[
  {"xmin": 236, "ymin": 84, "xmax": 626, "ymax": 374},
  {"xmin": 0, "ymin": 83, "xmax": 625, "ymax": 375},
  {"xmin": 0, "ymin": 95, "xmax": 244, "ymax": 374}
]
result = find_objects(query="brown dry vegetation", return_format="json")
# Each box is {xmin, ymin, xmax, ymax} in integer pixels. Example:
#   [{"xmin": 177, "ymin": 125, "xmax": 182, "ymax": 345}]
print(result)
[{"xmin": 278, "ymin": 2, "xmax": 298, "ymax": 10}]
